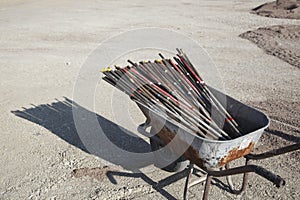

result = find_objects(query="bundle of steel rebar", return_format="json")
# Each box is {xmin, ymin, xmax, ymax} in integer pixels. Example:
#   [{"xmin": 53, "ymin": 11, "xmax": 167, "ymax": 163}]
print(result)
[{"xmin": 101, "ymin": 49, "xmax": 242, "ymax": 140}]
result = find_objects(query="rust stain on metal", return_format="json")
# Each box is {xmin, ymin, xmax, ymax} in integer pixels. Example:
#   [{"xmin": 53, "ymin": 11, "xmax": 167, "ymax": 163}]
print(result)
[
  {"xmin": 151, "ymin": 120, "xmax": 255, "ymax": 168},
  {"xmin": 155, "ymin": 125, "xmax": 205, "ymax": 168},
  {"xmin": 219, "ymin": 142, "xmax": 255, "ymax": 166}
]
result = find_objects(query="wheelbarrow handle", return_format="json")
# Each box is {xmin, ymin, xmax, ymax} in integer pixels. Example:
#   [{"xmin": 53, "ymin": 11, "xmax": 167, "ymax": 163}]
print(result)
[
  {"xmin": 253, "ymin": 165, "xmax": 285, "ymax": 188},
  {"xmin": 206, "ymin": 164, "xmax": 285, "ymax": 188},
  {"xmin": 137, "ymin": 120, "xmax": 151, "ymax": 137},
  {"xmin": 246, "ymin": 143, "xmax": 300, "ymax": 160}
]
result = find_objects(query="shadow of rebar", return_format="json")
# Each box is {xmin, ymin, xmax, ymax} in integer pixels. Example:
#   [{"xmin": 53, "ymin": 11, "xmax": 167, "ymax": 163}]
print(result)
[
  {"xmin": 11, "ymin": 97, "xmax": 152, "ymax": 169},
  {"xmin": 265, "ymin": 128, "xmax": 300, "ymax": 144}
]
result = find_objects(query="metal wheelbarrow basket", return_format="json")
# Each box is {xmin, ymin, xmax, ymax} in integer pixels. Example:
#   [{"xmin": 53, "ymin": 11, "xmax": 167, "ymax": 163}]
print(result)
[{"xmin": 137, "ymin": 86, "xmax": 299, "ymax": 200}]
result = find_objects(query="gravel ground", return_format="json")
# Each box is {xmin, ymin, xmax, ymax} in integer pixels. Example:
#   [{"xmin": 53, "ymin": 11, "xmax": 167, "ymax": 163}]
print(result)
[{"xmin": 0, "ymin": 0, "xmax": 299, "ymax": 199}]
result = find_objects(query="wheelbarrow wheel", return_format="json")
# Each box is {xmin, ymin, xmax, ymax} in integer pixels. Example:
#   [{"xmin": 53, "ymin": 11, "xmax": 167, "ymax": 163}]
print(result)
[{"xmin": 150, "ymin": 136, "xmax": 189, "ymax": 172}]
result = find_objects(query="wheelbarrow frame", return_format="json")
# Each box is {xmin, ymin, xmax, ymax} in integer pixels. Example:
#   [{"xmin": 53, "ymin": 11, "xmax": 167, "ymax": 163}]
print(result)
[{"xmin": 136, "ymin": 86, "xmax": 300, "ymax": 200}]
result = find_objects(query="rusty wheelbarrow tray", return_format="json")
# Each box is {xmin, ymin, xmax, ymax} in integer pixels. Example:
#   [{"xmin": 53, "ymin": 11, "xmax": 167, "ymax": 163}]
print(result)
[{"xmin": 137, "ymin": 86, "xmax": 300, "ymax": 200}]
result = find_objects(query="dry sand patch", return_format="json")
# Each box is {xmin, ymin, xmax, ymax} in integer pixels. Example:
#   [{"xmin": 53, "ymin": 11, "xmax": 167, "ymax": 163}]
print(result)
[
  {"xmin": 252, "ymin": 0, "xmax": 300, "ymax": 19},
  {"xmin": 240, "ymin": 25, "xmax": 300, "ymax": 69}
]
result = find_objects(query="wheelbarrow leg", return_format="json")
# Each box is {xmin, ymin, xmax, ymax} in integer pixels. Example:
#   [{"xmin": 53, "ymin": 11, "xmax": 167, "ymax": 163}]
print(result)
[
  {"xmin": 225, "ymin": 158, "xmax": 250, "ymax": 194},
  {"xmin": 202, "ymin": 175, "xmax": 213, "ymax": 200},
  {"xmin": 183, "ymin": 162, "xmax": 194, "ymax": 200}
]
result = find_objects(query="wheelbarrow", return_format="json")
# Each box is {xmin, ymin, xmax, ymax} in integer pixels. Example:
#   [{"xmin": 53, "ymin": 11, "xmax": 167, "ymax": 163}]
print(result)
[{"xmin": 137, "ymin": 86, "xmax": 300, "ymax": 200}]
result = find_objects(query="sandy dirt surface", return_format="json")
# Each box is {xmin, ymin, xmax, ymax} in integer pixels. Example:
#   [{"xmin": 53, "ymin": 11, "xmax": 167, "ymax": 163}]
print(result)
[
  {"xmin": 252, "ymin": 0, "xmax": 300, "ymax": 19},
  {"xmin": 0, "ymin": 0, "xmax": 300, "ymax": 199},
  {"xmin": 240, "ymin": 25, "xmax": 300, "ymax": 69}
]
